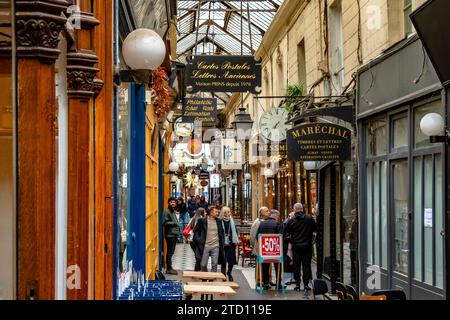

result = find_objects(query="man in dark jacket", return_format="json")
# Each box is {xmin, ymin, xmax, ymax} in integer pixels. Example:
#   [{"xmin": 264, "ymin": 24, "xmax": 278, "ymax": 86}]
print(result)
[
  {"xmin": 163, "ymin": 197, "xmax": 181, "ymax": 275},
  {"xmin": 284, "ymin": 203, "xmax": 317, "ymax": 291},
  {"xmin": 193, "ymin": 205, "xmax": 225, "ymax": 272},
  {"xmin": 187, "ymin": 196, "xmax": 198, "ymax": 218},
  {"xmin": 257, "ymin": 209, "xmax": 284, "ymax": 290}
]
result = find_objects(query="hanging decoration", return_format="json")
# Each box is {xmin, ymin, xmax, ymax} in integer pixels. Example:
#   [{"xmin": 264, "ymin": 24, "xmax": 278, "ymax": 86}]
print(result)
[
  {"xmin": 185, "ymin": 171, "xmax": 199, "ymax": 188},
  {"xmin": 151, "ymin": 67, "xmax": 173, "ymax": 120}
]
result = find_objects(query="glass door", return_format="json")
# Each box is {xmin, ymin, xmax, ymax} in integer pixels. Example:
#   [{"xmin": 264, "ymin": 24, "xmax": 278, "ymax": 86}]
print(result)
[{"xmin": 391, "ymin": 159, "xmax": 410, "ymax": 289}]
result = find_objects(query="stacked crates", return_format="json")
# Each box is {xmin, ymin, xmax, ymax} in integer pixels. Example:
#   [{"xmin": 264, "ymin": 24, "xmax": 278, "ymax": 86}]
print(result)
[{"xmin": 118, "ymin": 280, "xmax": 183, "ymax": 300}]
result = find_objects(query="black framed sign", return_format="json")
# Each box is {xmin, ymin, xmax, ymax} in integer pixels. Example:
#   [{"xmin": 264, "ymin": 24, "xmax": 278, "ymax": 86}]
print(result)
[
  {"xmin": 287, "ymin": 123, "xmax": 351, "ymax": 161},
  {"xmin": 182, "ymin": 97, "xmax": 217, "ymax": 126},
  {"xmin": 186, "ymin": 55, "xmax": 262, "ymax": 93}
]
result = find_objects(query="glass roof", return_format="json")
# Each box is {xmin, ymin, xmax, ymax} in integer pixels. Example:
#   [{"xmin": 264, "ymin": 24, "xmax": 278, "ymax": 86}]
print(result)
[
  {"xmin": 176, "ymin": 0, "xmax": 284, "ymax": 105},
  {"xmin": 176, "ymin": 0, "xmax": 283, "ymax": 57}
]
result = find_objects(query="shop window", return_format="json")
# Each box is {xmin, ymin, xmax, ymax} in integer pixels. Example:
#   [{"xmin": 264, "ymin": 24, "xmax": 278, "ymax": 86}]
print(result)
[
  {"xmin": 414, "ymin": 100, "xmax": 443, "ymax": 149},
  {"xmin": 392, "ymin": 116, "xmax": 408, "ymax": 149},
  {"xmin": 413, "ymin": 153, "xmax": 444, "ymax": 288},
  {"xmin": 366, "ymin": 119, "xmax": 387, "ymax": 157}
]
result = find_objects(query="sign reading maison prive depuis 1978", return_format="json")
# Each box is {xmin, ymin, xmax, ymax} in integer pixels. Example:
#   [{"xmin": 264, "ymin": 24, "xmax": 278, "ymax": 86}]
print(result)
[
  {"xmin": 287, "ymin": 123, "xmax": 352, "ymax": 161},
  {"xmin": 186, "ymin": 55, "xmax": 262, "ymax": 93}
]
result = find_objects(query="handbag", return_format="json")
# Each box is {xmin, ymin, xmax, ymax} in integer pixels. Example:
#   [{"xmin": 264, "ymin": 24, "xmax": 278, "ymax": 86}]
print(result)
[{"xmin": 183, "ymin": 223, "xmax": 192, "ymax": 238}]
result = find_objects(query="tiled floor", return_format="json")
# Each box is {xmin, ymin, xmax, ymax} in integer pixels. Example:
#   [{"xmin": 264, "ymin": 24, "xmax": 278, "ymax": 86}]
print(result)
[{"xmin": 168, "ymin": 243, "xmax": 315, "ymax": 300}]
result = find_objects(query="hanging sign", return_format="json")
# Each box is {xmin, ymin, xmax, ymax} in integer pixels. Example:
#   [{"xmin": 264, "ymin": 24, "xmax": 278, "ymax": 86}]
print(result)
[
  {"xmin": 210, "ymin": 174, "xmax": 220, "ymax": 188},
  {"xmin": 287, "ymin": 123, "xmax": 352, "ymax": 161},
  {"xmin": 198, "ymin": 171, "xmax": 210, "ymax": 180},
  {"xmin": 221, "ymin": 138, "xmax": 243, "ymax": 170},
  {"xmin": 182, "ymin": 98, "xmax": 217, "ymax": 126},
  {"xmin": 186, "ymin": 55, "xmax": 262, "ymax": 93},
  {"xmin": 258, "ymin": 234, "xmax": 283, "ymax": 263}
]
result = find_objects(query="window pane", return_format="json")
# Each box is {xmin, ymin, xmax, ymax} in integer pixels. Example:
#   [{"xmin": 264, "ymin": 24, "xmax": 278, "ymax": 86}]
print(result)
[
  {"xmin": 393, "ymin": 116, "xmax": 408, "ymax": 149},
  {"xmin": 393, "ymin": 160, "xmax": 408, "ymax": 275},
  {"xmin": 414, "ymin": 100, "xmax": 443, "ymax": 149},
  {"xmin": 414, "ymin": 157, "xmax": 423, "ymax": 281},
  {"xmin": 374, "ymin": 162, "xmax": 380, "ymax": 266},
  {"xmin": 424, "ymin": 156, "xmax": 433, "ymax": 285},
  {"xmin": 367, "ymin": 163, "xmax": 373, "ymax": 264},
  {"xmin": 435, "ymin": 155, "xmax": 444, "ymax": 288},
  {"xmin": 367, "ymin": 120, "xmax": 387, "ymax": 157},
  {"xmin": 381, "ymin": 161, "xmax": 387, "ymax": 268}
]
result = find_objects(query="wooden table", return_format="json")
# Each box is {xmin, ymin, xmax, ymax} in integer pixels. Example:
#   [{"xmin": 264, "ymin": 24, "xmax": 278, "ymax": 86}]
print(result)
[
  {"xmin": 182, "ymin": 271, "xmax": 227, "ymax": 281},
  {"xmin": 183, "ymin": 284, "xmax": 236, "ymax": 300},
  {"xmin": 186, "ymin": 281, "xmax": 240, "ymax": 289}
]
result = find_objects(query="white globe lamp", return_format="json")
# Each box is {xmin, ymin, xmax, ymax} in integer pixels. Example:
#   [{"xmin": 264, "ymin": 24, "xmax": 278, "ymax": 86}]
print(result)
[
  {"xmin": 303, "ymin": 161, "xmax": 318, "ymax": 171},
  {"xmin": 168, "ymin": 162, "xmax": 180, "ymax": 173},
  {"xmin": 263, "ymin": 168, "xmax": 274, "ymax": 177},
  {"xmin": 420, "ymin": 113, "xmax": 445, "ymax": 137},
  {"xmin": 244, "ymin": 173, "xmax": 252, "ymax": 180},
  {"xmin": 122, "ymin": 28, "xmax": 166, "ymax": 83}
]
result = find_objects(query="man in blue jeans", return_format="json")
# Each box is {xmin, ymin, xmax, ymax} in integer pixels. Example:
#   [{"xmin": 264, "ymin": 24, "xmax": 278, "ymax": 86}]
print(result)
[{"xmin": 193, "ymin": 205, "xmax": 225, "ymax": 272}]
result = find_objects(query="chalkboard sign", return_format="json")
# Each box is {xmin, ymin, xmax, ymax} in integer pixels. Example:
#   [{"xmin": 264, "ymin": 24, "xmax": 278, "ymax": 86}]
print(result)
[{"xmin": 182, "ymin": 98, "xmax": 217, "ymax": 126}]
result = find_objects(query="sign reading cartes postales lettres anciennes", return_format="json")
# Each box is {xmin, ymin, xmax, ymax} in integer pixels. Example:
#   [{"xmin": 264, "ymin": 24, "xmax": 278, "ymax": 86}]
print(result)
[
  {"xmin": 182, "ymin": 98, "xmax": 217, "ymax": 126},
  {"xmin": 186, "ymin": 55, "xmax": 262, "ymax": 94},
  {"xmin": 287, "ymin": 123, "xmax": 352, "ymax": 161}
]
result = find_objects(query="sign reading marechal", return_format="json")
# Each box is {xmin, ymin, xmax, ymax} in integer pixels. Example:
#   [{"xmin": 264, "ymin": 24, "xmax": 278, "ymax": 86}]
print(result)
[
  {"xmin": 182, "ymin": 98, "xmax": 217, "ymax": 125},
  {"xmin": 287, "ymin": 123, "xmax": 351, "ymax": 161},
  {"xmin": 186, "ymin": 55, "xmax": 262, "ymax": 93}
]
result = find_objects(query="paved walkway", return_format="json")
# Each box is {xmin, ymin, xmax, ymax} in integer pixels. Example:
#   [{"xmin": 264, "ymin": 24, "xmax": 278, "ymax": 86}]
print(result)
[{"xmin": 167, "ymin": 243, "xmax": 315, "ymax": 300}]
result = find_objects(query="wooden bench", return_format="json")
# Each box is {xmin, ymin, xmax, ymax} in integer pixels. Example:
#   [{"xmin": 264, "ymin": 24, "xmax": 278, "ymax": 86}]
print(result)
[
  {"xmin": 182, "ymin": 271, "xmax": 227, "ymax": 281},
  {"xmin": 183, "ymin": 284, "xmax": 236, "ymax": 300},
  {"xmin": 186, "ymin": 281, "xmax": 240, "ymax": 289}
]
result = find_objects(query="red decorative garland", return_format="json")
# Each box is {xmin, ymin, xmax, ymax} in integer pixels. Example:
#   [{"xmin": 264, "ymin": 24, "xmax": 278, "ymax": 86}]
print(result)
[{"xmin": 152, "ymin": 67, "xmax": 173, "ymax": 120}]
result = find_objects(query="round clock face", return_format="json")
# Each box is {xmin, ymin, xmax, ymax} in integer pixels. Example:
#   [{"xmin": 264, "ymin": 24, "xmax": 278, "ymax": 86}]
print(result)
[{"xmin": 259, "ymin": 108, "xmax": 292, "ymax": 142}]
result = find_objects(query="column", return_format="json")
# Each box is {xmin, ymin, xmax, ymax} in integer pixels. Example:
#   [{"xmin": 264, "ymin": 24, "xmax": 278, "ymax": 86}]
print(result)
[{"xmin": 16, "ymin": 0, "xmax": 69, "ymax": 300}]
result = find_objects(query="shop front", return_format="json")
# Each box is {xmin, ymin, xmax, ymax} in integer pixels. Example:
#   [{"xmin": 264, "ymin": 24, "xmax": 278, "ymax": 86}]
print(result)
[{"xmin": 357, "ymin": 34, "xmax": 445, "ymax": 299}]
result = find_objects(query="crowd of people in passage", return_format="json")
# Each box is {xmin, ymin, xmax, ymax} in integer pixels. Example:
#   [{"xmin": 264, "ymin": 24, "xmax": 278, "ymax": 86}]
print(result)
[{"xmin": 163, "ymin": 195, "xmax": 324, "ymax": 292}]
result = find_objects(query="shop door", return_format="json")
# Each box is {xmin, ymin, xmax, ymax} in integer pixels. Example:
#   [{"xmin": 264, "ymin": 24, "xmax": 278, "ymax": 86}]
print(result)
[
  {"xmin": 390, "ymin": 159, "xmax": 410, "ymax": 296},
  {"xmin": 145, "ymin": 105, "xmax": 159, "ymax": 280}
]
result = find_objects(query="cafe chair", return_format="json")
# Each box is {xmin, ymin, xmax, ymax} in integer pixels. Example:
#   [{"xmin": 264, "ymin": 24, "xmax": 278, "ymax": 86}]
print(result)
[
  {"xmin": 335, "ymin": 282, "xmax": 347, "ymax": 300},
  {"xmin": 371, "ymin": 289, "xmax": 406, "ymax": 300},
  {"xmin": 360, "ymin": 294, "xmax": 387, "ymax": 300},
  {"xmin": 238, "ymin": 236, "xmax": 253, "ymax": 267},
  {"xmin": 312, "ymin": 279, "xmax": 328, "ymax": 300},
  {"xmin": 345, "ymin": 284, "xmax": 359, "ymax": 300}
]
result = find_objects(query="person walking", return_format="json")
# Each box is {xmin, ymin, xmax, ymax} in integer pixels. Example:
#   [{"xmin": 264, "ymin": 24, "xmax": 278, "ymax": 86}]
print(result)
[
  {"xmin": 219, "ymin": 206, "xmax": 238, "ymax": 281},
  {"xmin": 197, "ymin": 195, "xmax": 209, "ymax": 210},
  {"xmin": 177, "ymin": 197, "xmax": 190, "ymax": 243},
  {"xmin": 193, "ymin": 205, "xmax": 225, "ymax": 272},
  {"xmin": 250, "ymin": 207, "xmax": 269, "ymax": 285},
  {"xmin": 284, "ymin": 203, "xmax": 317, "ymax": 292},
  {"xmin": 188, "ymin": 207, "xmax": 206, "ymax": 271},
  {"xmin": 163, "ymin": 197, "xmax": 181, "ymax": 275},
  {"xmin": 257, "ymin": 209, "xmax": 284, "ymax": 290},
  {"xmin": 187, "ymin": 196, "xmax": 198, "ymax": 218}
]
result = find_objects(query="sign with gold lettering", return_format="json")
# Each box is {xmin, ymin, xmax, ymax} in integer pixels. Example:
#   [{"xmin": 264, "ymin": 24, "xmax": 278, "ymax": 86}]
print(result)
[
  {"xmin": 182, "ymin": 98, "xmax": 217, "ymax": 126},
  {"xmin": 251, "ymin": 137, "xmax": 287, "ymax": 158},
  {"xmin": 186, "ymin": 55, "xmax": 262, "ymax": 93},
  {"xmin": 287, "ymin": 123, "xmax": 351, "ymax": 161}
]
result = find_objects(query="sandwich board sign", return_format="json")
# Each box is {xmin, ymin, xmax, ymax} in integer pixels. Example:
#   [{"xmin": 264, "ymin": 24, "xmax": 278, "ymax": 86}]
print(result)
[{"xmin": 256, "ymin": 234, "xmax": 285, "ymax": 294}]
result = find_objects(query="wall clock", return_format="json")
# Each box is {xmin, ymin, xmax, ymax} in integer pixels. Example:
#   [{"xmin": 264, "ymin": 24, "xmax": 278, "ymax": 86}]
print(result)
[{"xmin": 259, "ymin": 107, "xmax": 292, "ymax": 142}]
